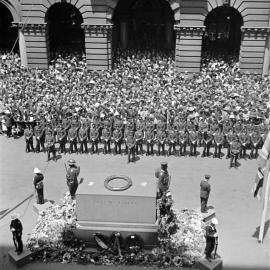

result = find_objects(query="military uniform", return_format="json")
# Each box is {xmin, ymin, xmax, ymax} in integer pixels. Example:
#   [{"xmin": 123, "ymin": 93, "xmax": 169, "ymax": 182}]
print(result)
[
  {"xmin": 155, "ymin": 163, "xmax": 170, "ymax": 197},
  {"xmin": 145, "ymin": 129, "xmax": 154, "ymax": 155},
  {"xmin": 213, "ymin": 131, "xmax": 224, "ymax": 158},
  {"xmin": 89, "ymin": 126, "xmax": 99, "ymax": 153},
  {"xmin": 189, "ymin": 130, "xmax": 198, "ymax": 156},
  {"xmin": 250, "ymin": 131, "xmax": 261, "ymax": 159},
  {"xmin": 66, "ymin": 160, "xmax": 80, "ymax": 199},
  {"xmin": 68, "ymin": 126, "xmax": 78, "ymax": 153},
  {"xmin": 102, "ymin": 128, "xmax": 111, "ymax": 154},
  {"xmin": 234, "ymin": 121, "xmax": 243, "ymax": 136},
  {"xmin": 126, "ymin": 132, "xmax": 136, "ymax": 162},
  {"xmin": 230, "ymin": 139, "xmax": 241, "ymax": 168},
  {"xmin": 78, "ymin": 124, "xmax": 88, "ymax": 153},
  {"xmin": 57, "ymin": 127, "xmax": 67, "ymax": 154},
  {"xmin": 238, "ymin": 131, "xmax": 250, "ymax": 158},
  {"xmin": 134, "ymin": 129, "xmax": 144, "ymax": 155},
  {"xmin": 200, "ymin": 175, "xmax": 211, "ymax": 212},
  {"xmin": 63, "ymin": 117, "xmax": 71, "ymax": 131},
  {"xmin": 34, "ymin": 124, "xmax": 45, "ymax": 152},
  {"xmin": 226, "ymin": 131, "xmax": 237, "ymax": 158},
  {"xmin": 156, "ymin": 130, "xmax": 166, "ymax": 156},
  {"xmin": 167, "ymin": 129, "xmax": 177, "ymax": 155},
  {"xmin": 112, "ymin": 128, "xmax": 123, "ymax": 154},
  {"xmin": 178, "ymin": 130, "xmax": 188, "ymax": 156},
  {"xmin": 202, "ymin": 131, "xmax": 212, "ymax": 157},
  {"xmin": 204, "ymin": 221, "xmax": 218, "ymax": 261},
  {"xmin": 45, "ymin": 130, "xmax": 56, "ymax": 161},
  {"xmin": 24, "ymin": 126, "xmax": 34, "ymax": 153}
]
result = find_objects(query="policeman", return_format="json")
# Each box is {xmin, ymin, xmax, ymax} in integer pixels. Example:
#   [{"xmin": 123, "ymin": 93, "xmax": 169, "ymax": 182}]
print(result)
[
  {"xmin": 202, "ymin": 131, "xmax": 212, "ymax": 157},
  {"xmin": 34, "ymin": 124, "xmax": 45, "ymax": 153},
  {"xmin": 238, "ymin": 130, "xmax": 250, "ymax": 158},
  {"xmin": 250, "ymin": 131, "xmax": 261, "ymax": 159},
  {"xmin": 112, "ymin": 128, "xmax": 123, "ymax": 154},
  {"xmin": 155, "ymin": 162, "xmax": 170, "ymax": 198},
  {"xmin": 200, "ymin": 174, "xmax": 211, "ymax": 213},
  {"xmin": 189, "ymin": 130, "xmax": 198, "ymax": 156},
  {"xmin": 204, "ymin": 218, "xmax": 218, "ymax": 262},
  {"xmin": 68, "ymin": 124, "xmax": 78, "ymax": 154},
  {"xmin": 101, "ymin": 127, "xmax": 111, "ymax": 154},
  {"xmin": 178, "ymin": 130, "xmax": 188, "ymax": 156},
  {"xmin": 78, "ymin": 123, "xmax": 88, "ymax": 154},
  {"xmin": 167, "ymin": 128, "xmax": 177, "ymax": 156},
  {"xmin": 24, "ymin": 125, "xmax": 34, "ymax": 153},
  {"xmin": 10, "ymin": 214, "xmax": 23, "ymax": 255},
  {"xmin": 45, "ymin": 129, "xmax": 56, "ymax": 161},
  {"xmin": 66, "ymin": 159, "xmax": 82, "ymax": 199},
  {"xmin": 230, "ymin": 138, "xmax": 241, "ymax": 168},
  {"xmin": 134, "ymin": 129, "xmax": 144, "ymax": 155},
  {"xmin": 213, "ymin": 130, "xmax": 224, "ymax": 158},
  {"xmin": 156, "ymin": 130, "xmax": 166, "ymax": 156},
  {"xmin": 145, "ymin": 128, "xmax": 154, "ymax": 156},
  {"xmin": 57, "ymin": 126, "xmax": 67, "ymax": 154},
  {"xmin": 126, "ymin": 131, "xmax": 136, "ymax": 163},
  {"xmin": 89, "ymin": 124, "xmax": 99, "ymax": 154}
]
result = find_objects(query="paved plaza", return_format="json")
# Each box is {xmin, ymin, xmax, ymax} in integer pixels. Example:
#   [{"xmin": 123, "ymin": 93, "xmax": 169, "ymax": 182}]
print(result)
[{"xmin": 0, "ymin": 136, "xmax": 269, "ymax": 270}]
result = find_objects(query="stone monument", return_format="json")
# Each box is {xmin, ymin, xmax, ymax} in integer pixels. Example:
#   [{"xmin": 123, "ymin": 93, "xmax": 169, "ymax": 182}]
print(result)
[{"xmin": 73, "ymin": 173, "xmax": 158, "ymax": 249}]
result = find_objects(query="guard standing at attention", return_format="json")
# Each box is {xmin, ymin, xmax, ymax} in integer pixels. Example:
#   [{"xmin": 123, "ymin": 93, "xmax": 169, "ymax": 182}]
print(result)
[
  {"xmin": 10, "ymin": 214, "xmax": 23, "ymax": 255},
  {"xmin": 204, "ymin": 218, "xmax": 218, "ymax": 262},
  {"xmin": 200, "ymin": 174, "xmax": 211, "ymax": 213}
]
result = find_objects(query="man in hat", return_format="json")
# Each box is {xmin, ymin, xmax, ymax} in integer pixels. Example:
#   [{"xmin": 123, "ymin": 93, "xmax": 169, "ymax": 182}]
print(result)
[
  {"xmin": 24, "ymin": 125, "xmax": 34, "ymax": 153},
  {"xmin": 33, "ymin": 168, "xmax": 44, "ymax": 204},
  {"xmin": 155, "ymin": 162, "xmax": 170, "ymax": 197},
  {"xmin": 230, "ymin": 138, "xmax": 241, "ymax": 168},
  {"xmin": 66, "ymin": 159, "xmax": 83, "ymax": 199},
  {"xmin": 204, "ymin": 218, "xmax": 218, "ymax": 262},
  {"xmin": 45, "ymin": 129, "xmax": 56, "ymax": 161},
  {"xmin": 200, "ymin": 174, "xmax": 211, "ymax": 213},
  {"xmin": 10, "ymin": 214, "xmax": 23, "ymax": 255}
]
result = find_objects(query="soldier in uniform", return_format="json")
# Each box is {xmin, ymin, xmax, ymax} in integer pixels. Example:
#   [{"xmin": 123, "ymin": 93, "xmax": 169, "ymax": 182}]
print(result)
[
  {"xmin": 178, "ymin": 130, "xmax": 188, "ymax": 156},
  {"xmin": 155, "ymin": 162, "xmax": 170, "ymax": 198},
  {"xmin": 68, "ymin": 124, "xmax": 78, "ymax": 154},
  {"xmin": 226, "ymin": 130, "xmax": 237, "ymax": 159},
  {"xmin": 34, "ymin": 124, "xmax": 45, "ymax": 153},
  {"xmin": 198, "ymin": 119, "xmax": 208, "ymax": 147},
  {"xmin": 234, "ymin": 120, "xmax": 243, "ymax": 136},
  {"xmin": 89, "ymin": 124, "xmax": 99, "ymax": 154},
  {"xmin": 145, "ymin": 128, "xmax": 154, "ymax": 155},
  {"xmin": 101, "ymin": 127, "xmax": 111, "ymax": 154},
  {"xmin": 134, "ymin": 129, "xmax": 144, "ymax": 155},
  {"xmin": 230, "ymin": 138, "xmax": 241, "ymax": 168},
  {"xmin": 45, "ymin": 129, "xmax": 56, "ymax": 161},
  {"xmin": 112, "ymin": 128, "xmax": 123, "ymax": 154},
  {"xmin": 126, "ymin": 131, "xmax": 136, "ymax": 163},
  {"xmin": 63, "ymin": 117, "xmax": 71, "ymax": 132},
  {"xmin": 189, "ymin": 130, "xmax": 198, "ymax": 156},
  {"xmin": 24, "ymin": 125, "xmax": 34, "ymax": 153},
  {"xmin": 200, "ymin": 174, "xmax": 211, "ymax": 212},
  {"xmin": 57, "ymin": 126, "xmax": 67, "ymax": 154},
  {"xmin": 10, "ymin": 214, "xmax": 23, "ymax": 255},
  {"xmin": 202, "ymin": 131, "xmax": 212, "ymax": 157},
  {"xmin": 204, "ymin": 218, "xmax": 218, "ymax": 262},
  {"xmin": 156, "ymin": 129, "xmax": 167, "ymax": 156},
  {"xmin": 238, "ymin": 130, "xmax": 250, "ymax": 158},
  {"xmin": 78, "ymin": 123, "xmax": 88, "ymax": 154},
  {"xmin": 250, "ymin": 131, "xmax": 261, "ymax": 159},
  {"xmin": 213, "ymin": 130, "xmax": 224, "ymax": 158},
  {"xmin": 167, "ymin": 127, "xmax": 177, "ymax": 156}
]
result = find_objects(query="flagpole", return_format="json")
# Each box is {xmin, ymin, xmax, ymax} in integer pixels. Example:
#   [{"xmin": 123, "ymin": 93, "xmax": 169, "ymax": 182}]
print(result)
[{"xmin": 258, "ymin": 159, "xmax": 270, "ymax": 243}]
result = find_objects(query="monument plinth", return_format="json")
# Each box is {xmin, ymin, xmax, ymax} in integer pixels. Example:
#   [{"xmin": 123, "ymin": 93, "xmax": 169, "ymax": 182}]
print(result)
[{"xmin": 73, "ymin": 173, "xmax": 158, "ymax": 248}]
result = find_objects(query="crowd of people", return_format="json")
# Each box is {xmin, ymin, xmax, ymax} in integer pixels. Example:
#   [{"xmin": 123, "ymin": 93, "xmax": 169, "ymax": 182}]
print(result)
[{"xmin": 0, "ymin": 48, "xmax": 269, "ymax": 166}]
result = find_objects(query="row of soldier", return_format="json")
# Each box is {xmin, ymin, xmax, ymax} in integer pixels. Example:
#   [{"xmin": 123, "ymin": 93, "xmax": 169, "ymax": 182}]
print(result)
[{"xmin": 23, "ymin": 115, "xmax": 268, "ymax": 164}]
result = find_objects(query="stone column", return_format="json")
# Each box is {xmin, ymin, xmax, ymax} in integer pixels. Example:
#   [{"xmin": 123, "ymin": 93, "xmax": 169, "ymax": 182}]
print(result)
[
  {"xmin": 165, "ymin": 23, "xmax": 173, "ymax": 49},
  {"xmin": 174, "ymin": 25, "xmax": 205, "ymax": 73},
  {"xmin": 240, "ymin": 27, "xmax": 270, "ymax": 75},
  {"xmin": 262, "ymin": 30, "xmax": 270, "ymax": 76},
  {"xmin": 83, "ymin": 24, "xmax": 113, "ymax": 71},
  {"xmin": 120, "ymin": 21, "xmax": 128, "ymax": 49},
  {"xmin": 18, "ymin": 29, "xmax": 27, "ymax": 67}
]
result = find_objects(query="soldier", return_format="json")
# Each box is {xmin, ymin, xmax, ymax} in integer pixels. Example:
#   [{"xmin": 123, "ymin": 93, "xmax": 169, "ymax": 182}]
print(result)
[
  {"xmin": 234, "ymin": 120, "xmax": 243, "ymax": 136},
  {"xmin": 89, "ymin": 124, "xmax": 99, "ymax": 154},
  {"xmin": 210, "ymin": 120, "xmax": 219, "ymax": 135},
  {"xmin": 134, "ymin": 129, "xmax": 144, "ymax": 155},
  {"xmin": 123, "ymin": 127, "xmax": 130, "ymax": 154},
  {"xmin": 57, "ymin": 126, "xmax": 67, "ymax": 154},
  {"xmin": 204, "ymin": 218, "xmax": 218, "ymax": 262},
  {"xmin": 145, "ymin": 119, "xmax": 155, "ymax": 133},
  {"xmin": 156, "ymin": 129, "xmax": 166, "ymax": 156},
  {"xmin": 155, "ymin": 162, "xmax": 170, "ymax": 198},
  {"xmin": 78, "ymin": 123, "xmax": 88, "ymax": 154},
  {"xmin": 45, "ymin": 129, "xmax": 56, "ymax": 161},
  {"xmin": 101, "ymin": 127, "xmax": 111, "ymax": 154},
  {"xmin": 189, "ymin": 130, "xmax": 198, "ymax": 156},
  {"xmin": 186, "ymin": 119, "xmax": 194, "ymax": 134},
  {"xmin": 126, "ymin": 131, "xmax": 136, "ymax": 163},
  {"xmin": 238, "ymin": 130, "xmax": 250, "ymax": 158},
  {"xmin": 145, "ymin": 128, "xmax": 154, "ymax": 155},
  {"xmin": 136, "ymin": 118, "xmax": 145, "ymax": 132},
  {"xmin": 202, "ymin": 131, "xmax": 212, "ymax": 157},
  {"xmin": 230, "ymin": 138, "xmax": 241, "ymax": 168},
  {"xmin": 63, "ymin": 117, "xmax": 71, "ymax": 132},
  {"xmin": 178, "ymin": 130, "xmax": 188, "ymax": 156},
  {"xmin": 198, "ymin": 119, "xmax": 209, "ymax": 147},
  {"xmin": 24, "ymin": 125, "xmax": 34, "ymax": 153},
  {"xmin": 10, "ymin": 214, "xmax": 23, "ymax": 255},
  {"xmin": 250, "ymin": 131, "xmax": 261, "ymax": 159},
  {"xmin": 200, "ymin": 174, "xmax": 211, "ymax": 213},
  {"xmin": 33, "ymin": 167, "xmax": 44, "ymax": 204},
  {"xmin": 226, "ymin": 130, "xmax": 237, "ymax": 159},
  {"xmin": 34, "ymin": 124, "xmax": 45, "ymax": 153},
  {"xmin": 167, "ymin": 128, "xmax": 177, "ymax": 156},
  {"xmin": 68, "ymin": 124, "xmax": 78, "ymax": 154},
  {"xmin": 213, "ymin": 130, "xmax": 224, "ymax": 158},
  {"xmin": 112, "ymin": 128, "xmax": 123, "ymax": 154}
]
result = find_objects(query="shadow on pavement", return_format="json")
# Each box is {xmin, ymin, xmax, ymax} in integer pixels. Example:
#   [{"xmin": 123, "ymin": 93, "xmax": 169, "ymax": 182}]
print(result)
[{"xmin": 252, "ymin": 219, "xmax": 270, "ymax": 240}]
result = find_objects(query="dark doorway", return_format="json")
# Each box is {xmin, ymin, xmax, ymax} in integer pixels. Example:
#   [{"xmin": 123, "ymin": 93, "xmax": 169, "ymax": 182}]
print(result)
[
  {"xmin": 112, "ymin": 0, "xmax": 175, "ymax": 52},
  {"xmin": 45, "ymin": 3, "xmax": 85, "ymax": 61},
  {"xmin": 202, "ymin": 6, "xmax": 243, "ymax": 60},
  {"xmin": 0, "ymin": 3, "xmax": 18, "ymax": 52}
]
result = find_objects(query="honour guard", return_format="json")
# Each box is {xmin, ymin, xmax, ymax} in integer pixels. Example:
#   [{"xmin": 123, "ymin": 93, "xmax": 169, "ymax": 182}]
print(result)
[
  {"xmin": 204, "ymin": 218, "xmax": 218, "ymax": 262},
  {"xmin": 89, "ymin": 124, "xmax": 99, "ymax": 153},
  {"xmin": 57, "ymin": 126, "xmax": 67, "ymax": 154},
  {"xmin": 10, "ymin": 214, "xmax": 23, "ymax": 255},
  {"xmin": 155, "ymin": 162, "xmax": 170, "ymax": 197},
  {"xmin": 24, "ymin": 125, "xmax": 34, "ymax": 153},
  {"xmin": 226, "ymin": 130, "xmax": 237, "ymax": 158},
  {"xmin": 156, "ymin": 130, "xmax": 166, "ymax": 156},
  {"xmin": 34, "ymin": 124, "xmax": 45, "ymax": 153},
  {"xmin": 112, "ymin": 128, "xmax": 123, "ymax": 154},
  {"xmin": 101, "ymin": 127, "xmax": 111, "ymax": 154},
  {"xmin": 134, "ymin": 129, "xmax": 144, "ymax": 155},
  {"xmin": 230, "ymin": 138, "xmax": 241, "ymax": 168},
  {"xmin": 167, "ymin": 127, "xmax": 177, "ymax": 156},
  {"xmin": 202, "ymin": 131, "xmax": 212, "ymax": 157},
  {"xmin": 145, "ymin": 128, "xmax": 154, "ymax": 155},
  {"xmin": 178, "ymin": 130, "xmax": 188, "ymax": 156},
  {"xmin": 66, "ymin": 159, "xmax": 82, "ymax": 199},
  {"xmin": 250, "ymin": 131, "xmax": 261, "ymax": 159},
  {"xmin": 213, "ymin": 130, "xmax": 224, "ymax": 158},
  {"xmin": 126, "ymin": 131, "xmax": 136, "ymax": 163},
  {"xmin": 200, "ymin": 174, "xmax": 211, "ymax": 213},
  {"xmin": 45, "ymin": 129, "xmax": 56, "ymax": 161},
  {"xmin": 68, "ymin": 124, "xmax": 78, "ymax": 154},
  {"xmin": 189, "ymin": 130, "xmax": 198, "ymax": 156},
  {"xmin": 238, "ymin": 130, "xmax": 250, "ymax": 158},
  {"xmin": 78, "ymin": 123, "xmax": 88, "ymax": 154}
]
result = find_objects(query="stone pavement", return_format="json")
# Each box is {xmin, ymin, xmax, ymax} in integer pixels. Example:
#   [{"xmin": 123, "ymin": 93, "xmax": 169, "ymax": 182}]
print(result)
[{"xmin": 0, "ymin": 136, "xmax": 269, "ymax": 270}]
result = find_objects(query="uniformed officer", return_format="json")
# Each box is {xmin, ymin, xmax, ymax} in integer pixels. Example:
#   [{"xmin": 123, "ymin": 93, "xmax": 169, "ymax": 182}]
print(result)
[
  {"xmin": 134, "ymin": 129, "xmax": 144, "ymax": 155},
  {"xmin": 250, "ymin": 131, "xmax": 261, "ymax": 159},
  {"xmin": 200, "ymin": 174, "xmax": 211, "ymax": 213},
  {"xmin": 68, "ymin": 124, "xmax": 78, "ymax": 154},
  {"xmin": 24, "ymin": 125, "xmax": 34, "ymax": 153},
  {"xmin": 10, "ymin": 214, "xmax": 23, "ymax": 255},
  {"xmin": 178, "ymin": 130, "xmax": 188, "ymax": 156},
  {"xmin": 34, "ymin": 124, "xmax": 45, "ymax": 153},
  {"xmin": 202, "ymin": 131, "xmax": 212, "ymax": 157},
  {"xmin": 45, "ymin": 129, "xmax": 56, "ymax": 161},
  {"xmin": 89, "ymin": 124, "xmax": 99, "ymax": 154},
  {"xmin": 57, "ymin": 126, "xmax": 67, "ymax": 154},
  {"xmin": 189, "ymin": 130, "xmax": 198, "ymax": 156},
  {"xmin": 78, "ymin": 123, "xmax": 88, "ymax": 154},
  {"xmin": 126, "ymin": 131, "xmax": 136, "ymax": 163},
  {"xmin": 156, "ymin": 129, "xmax": 167, "ymax": 156},
  {"xmin": 155, "ymin": 162, "xmax": 170, "ymax": 198},
  {"xmin": 101, "ymin": 127, "xmax": 111, "ymax": 154},
  {"xmin": 145, "ymin": 129, "xmax": 154, "ymax": 155},
  {"xmin": 213, "ymin": 130, "xmax": 224, "ymax": 158},
  {"xmin": 167, "ymin": 128, "xmax": 177, "ymax": 156},
  {"xmin": 226, "ymin": 130, "xmax": 237, "ymax": 159},
  {"xmin": 230, "ymin": 138, "xmax": 241, "ymax": 168},
  {"xmin": 204, "ymin": 218, "xmax": 218, "ymax": 262},
  {"xmin": 238, "ymin": 130, "xmax": 250, "ymax": 158},
  {"xmin": 112, "ymin": 128, "xmax": 123, "ymax": 154}
]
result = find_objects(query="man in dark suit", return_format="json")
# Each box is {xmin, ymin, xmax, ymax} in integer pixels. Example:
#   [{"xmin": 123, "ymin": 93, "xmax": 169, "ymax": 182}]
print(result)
[{"xmin": 200, "ymin": 174, "xmax": 211, "ymax": 213}]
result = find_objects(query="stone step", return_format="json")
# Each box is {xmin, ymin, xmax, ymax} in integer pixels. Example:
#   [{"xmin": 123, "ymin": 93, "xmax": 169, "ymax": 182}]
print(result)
[
  {"xmin": 196, "ymin": 255, "xmax": 223, "ymax": 270},
  {"xmin": 8, "ymin": 249, "xmax": 35, "ymax": 268},
  {"xmin": 196, "ymin": 207, "xmax": 216, "ymax": 223}
]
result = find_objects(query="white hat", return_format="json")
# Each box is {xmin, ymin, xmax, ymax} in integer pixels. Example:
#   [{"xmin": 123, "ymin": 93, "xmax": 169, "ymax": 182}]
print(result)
[
  {"xmin": 33, "ymin": 168, "xmax": 41, "ymax": 174},
  {"xmin": 211, "ymin": 217, "xmax": 218, "ymax": 225},
  {"xmin": 11, "ymin": 213, "xmax": 19, "ymax": 220}
]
